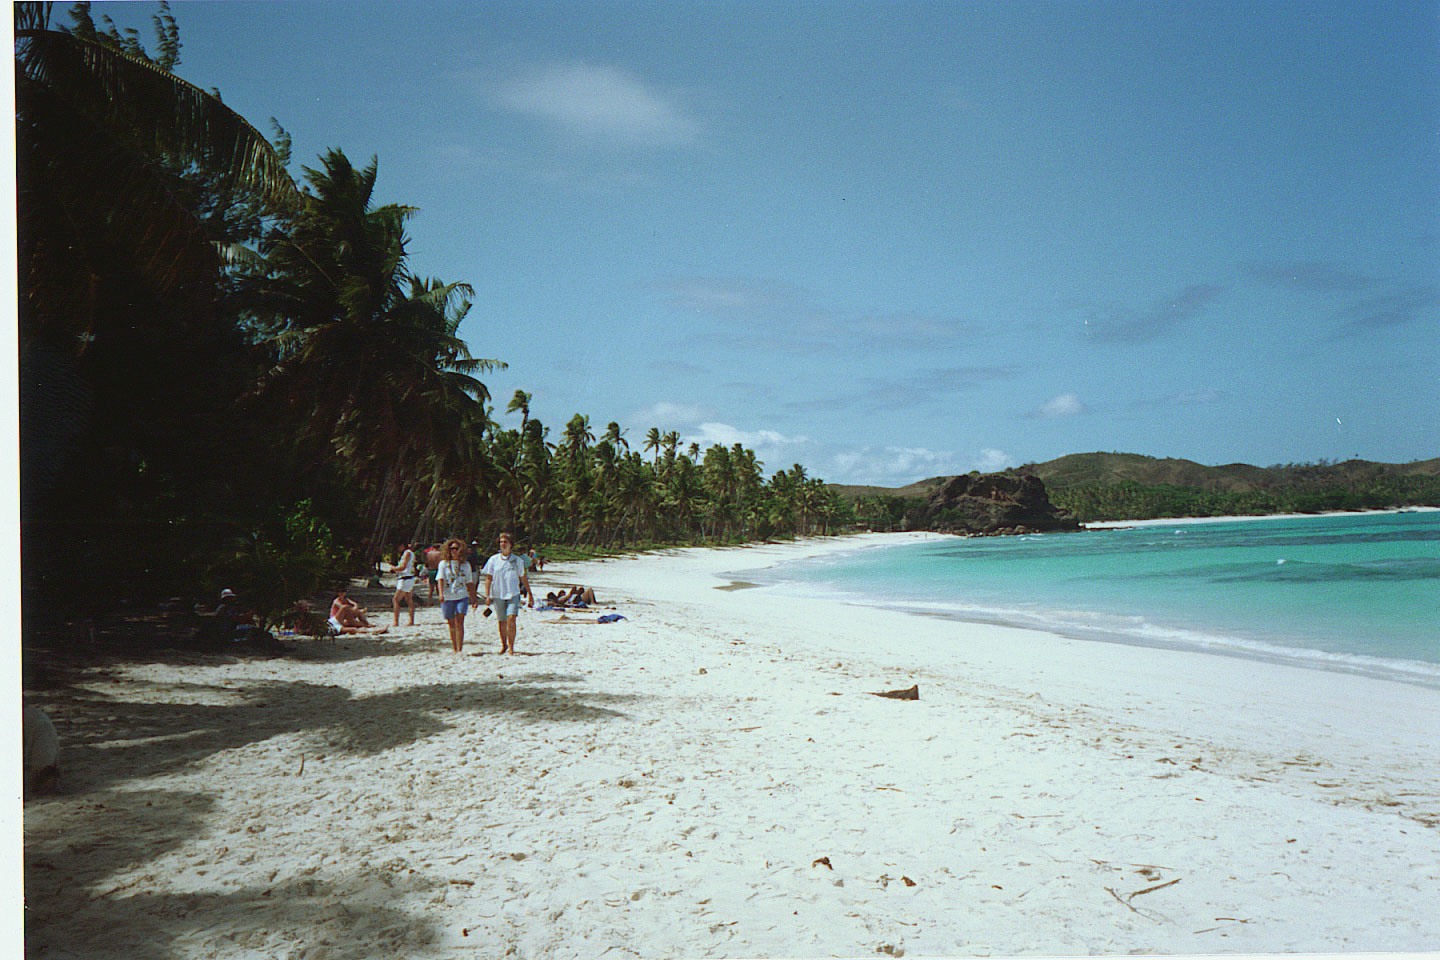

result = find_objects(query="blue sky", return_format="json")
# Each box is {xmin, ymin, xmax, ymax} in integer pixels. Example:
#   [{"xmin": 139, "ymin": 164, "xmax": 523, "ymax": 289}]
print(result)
[{"xmin": 93, "ymin": 0, "xmax": 1440, "ymax": 485}]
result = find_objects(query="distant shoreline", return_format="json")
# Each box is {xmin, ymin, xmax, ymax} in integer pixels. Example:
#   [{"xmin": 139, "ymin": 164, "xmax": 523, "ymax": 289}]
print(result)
[{"xmin": 1082, "ymin": 505, "xmax": 1440, "ymax": 530}]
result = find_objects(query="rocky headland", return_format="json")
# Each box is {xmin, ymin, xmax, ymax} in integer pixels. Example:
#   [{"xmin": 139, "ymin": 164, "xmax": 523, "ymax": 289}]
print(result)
[{"xmin": 913, "ymin": 472, "xmax": 1081, "ymax": 536}]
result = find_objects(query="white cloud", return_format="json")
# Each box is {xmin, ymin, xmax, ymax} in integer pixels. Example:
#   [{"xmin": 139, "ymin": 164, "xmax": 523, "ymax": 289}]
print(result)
[
  {"xmin": 492, "ymin": 62, "xmax": 702, "ymax": 148},
  {"xmin": 630, "ymin": 401, "xmax": 711, "ymax": 428},
  {"xmin": 625, "ymin": 405, "xmax": 811, "ymax": 473},
  {"xmin": 1029, "ymin": 393, "xmax": 1087, "ymax": 419},
  {"xmin": 688, "ymin": 421, "xmax": 807, "ymax": 451},
  {"xmin": 824, "ymin": 446, "xmax": 1017, "ymax": 487},
  {"xmin": 685, "ymin": 424, "xmax": 812, "ymax": 476},
  {"xmin": 974, "ymin": 448, "xmax": 1015, "ymax": 472}
]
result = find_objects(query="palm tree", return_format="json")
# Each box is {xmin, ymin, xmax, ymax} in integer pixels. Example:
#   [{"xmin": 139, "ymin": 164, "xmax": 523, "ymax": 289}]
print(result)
[
  {"xmin": 560, "ymin": 414, "xmax": 595, "ymax": 463},
  {"xmin": 516, "ymin": 417, "xmax": 555, "ymax": 540},
  {"xmin": 247, "ymin": 150, "xmax": 503, "ymax": 546},
  {"xmin": 16, "ymin": 1, "xmax": 298, "ymax": 604},
  {"xmin": 16, "ymin": 1, "xmax": 295, "ymax": 350},
  {"xmin": 506, "ymin": 389, "xmax": 532, "ymax": 433},
  {"xmin": 555, "ymin": 414, "xmax": 596, "ymax": 541},
  {"xmin": 643, "ymin": 427, "xmax": 662, "ymax": 467},
  {"xmin": 615, "ymin": 452, "xmax": 653, "ymax": 542},
  {"xmin": 602, "ymin": 421, "xmax": 628, "ymax": 453}
]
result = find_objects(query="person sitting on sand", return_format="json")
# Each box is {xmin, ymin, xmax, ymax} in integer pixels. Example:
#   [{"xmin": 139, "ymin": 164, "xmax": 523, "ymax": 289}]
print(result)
[
  {"xmin": 327, "ymin": 617, "xmax": 388, "ymax": 636},
  {"xmin": 330, "ymin": 585, "xmax": 376, "ymax": 628},
  {"xmin": 327, "ymin": 586, "xmax": 388, "ymax": 636},
  {"xmin": 210, "ymin": 588, "xmax": 262, "ymax": 641},
  {"xmin": 215, "ymin": 588, "xmax": 253, "ymax": 625}
]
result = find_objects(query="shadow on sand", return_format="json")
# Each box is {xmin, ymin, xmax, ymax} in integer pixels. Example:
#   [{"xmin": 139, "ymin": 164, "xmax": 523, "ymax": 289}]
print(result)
[
  {"xmin": 26, "ymin": 788, "xmax": 453, "ymax": 958},
  {"xmin": 23, "ymin": 671, "xmax": 640, "ymax": 958}
]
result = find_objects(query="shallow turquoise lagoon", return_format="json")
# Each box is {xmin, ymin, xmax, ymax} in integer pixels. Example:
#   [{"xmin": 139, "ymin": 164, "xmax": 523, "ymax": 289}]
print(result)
[{"xmin": 739, "ymin": 511, "xmax": 1440, "ymax": 687}]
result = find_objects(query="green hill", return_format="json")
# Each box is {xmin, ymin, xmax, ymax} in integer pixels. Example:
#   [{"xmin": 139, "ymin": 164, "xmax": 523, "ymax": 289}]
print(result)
[
  {"xmin": 1024, "ymin": 453, "xmax": 1272, "ymax": 491},
  {"xmin": 1027, "ymin": 452, "xmax": 1439, "ymax": 490},
  {"xmin": 830, "ymin": 453, "xmax": 1440, "ymax": 524},
  {"xmin": 828, "ymin": 476, "xmax": 949, "ymax": 501}
]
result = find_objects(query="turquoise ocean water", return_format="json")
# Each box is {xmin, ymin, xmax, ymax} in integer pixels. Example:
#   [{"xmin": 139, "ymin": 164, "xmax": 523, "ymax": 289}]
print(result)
[{"xmin": 738, "ymin": 511, "xmax": 1440, "ymax": 688}]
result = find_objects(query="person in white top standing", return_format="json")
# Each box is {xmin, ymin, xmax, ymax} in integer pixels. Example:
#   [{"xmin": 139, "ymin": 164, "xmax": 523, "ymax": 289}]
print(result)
[
  {"xmin": 437, "ymin": 537, "xmax": 478, "ymax": 653},
  {"xmin": 482, "ymin": 531, "xmax": 533, "ymax": 655},
  {"xmin": 392, "ymin": 540, "xmax": 417, "ymax": 627}
]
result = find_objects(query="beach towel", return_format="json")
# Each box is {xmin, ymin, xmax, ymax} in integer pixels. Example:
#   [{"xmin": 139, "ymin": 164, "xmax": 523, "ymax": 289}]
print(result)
[{"xmin": 596, "ymin": 614, "xmax": 626, "ymax": 624}]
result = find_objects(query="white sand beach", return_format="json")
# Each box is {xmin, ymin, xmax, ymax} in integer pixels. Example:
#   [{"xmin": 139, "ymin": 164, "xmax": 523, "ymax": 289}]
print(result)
[{"xmin": 21, "ymin": 532, "xmax": 1440, "ymax": 958}]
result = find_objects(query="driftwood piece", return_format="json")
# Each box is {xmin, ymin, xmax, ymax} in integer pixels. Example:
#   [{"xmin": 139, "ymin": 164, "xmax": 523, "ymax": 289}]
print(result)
[
  {"xmin": 1129, "ymin": 877, "xmax": 1181, "ymax": 899},
  {"xmin": 870, "ymin": 684, "xmax": 919, "ymax": 700}
]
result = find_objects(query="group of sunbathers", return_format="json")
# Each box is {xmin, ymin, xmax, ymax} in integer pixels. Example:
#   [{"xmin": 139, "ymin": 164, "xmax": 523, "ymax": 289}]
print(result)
[{"xmin": 540, "ymin": 585, "xmax": 599, "ymax": 609}]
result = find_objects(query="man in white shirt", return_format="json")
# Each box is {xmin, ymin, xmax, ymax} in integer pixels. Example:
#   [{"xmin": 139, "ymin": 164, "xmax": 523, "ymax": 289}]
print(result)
[{"xmin": 482, "ymin": 531, "xmax": 533, "ymax": 654}]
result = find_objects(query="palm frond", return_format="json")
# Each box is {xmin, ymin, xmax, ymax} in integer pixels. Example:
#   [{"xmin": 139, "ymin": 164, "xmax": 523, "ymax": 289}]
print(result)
[{"xmin": 17, "ymin": 28, "xmax": 297, "ymax": 207}]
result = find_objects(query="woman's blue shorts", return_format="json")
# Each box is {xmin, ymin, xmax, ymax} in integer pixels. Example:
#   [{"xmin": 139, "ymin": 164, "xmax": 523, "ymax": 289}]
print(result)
[{"xmin": 441, "ymin": 597, "xmax": 470, "ymax": 620}]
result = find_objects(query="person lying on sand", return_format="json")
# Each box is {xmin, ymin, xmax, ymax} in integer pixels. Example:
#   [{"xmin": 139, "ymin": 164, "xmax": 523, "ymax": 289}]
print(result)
[{"xmin": 543, "ymin": 586, "xmax": 598, "ymax": 608}]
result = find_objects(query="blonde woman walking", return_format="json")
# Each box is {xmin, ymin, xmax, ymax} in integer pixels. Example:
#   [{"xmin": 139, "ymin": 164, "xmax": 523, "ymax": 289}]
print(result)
[{"xmin": 436, "ymin": 537, "xmax": 477, "ymax": 652}]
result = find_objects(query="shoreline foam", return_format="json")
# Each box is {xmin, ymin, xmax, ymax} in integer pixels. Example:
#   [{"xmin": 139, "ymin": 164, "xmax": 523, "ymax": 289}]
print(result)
[
  {"xmin": 21, "ymin": 532, "xmax": 1440, "ymax": 957},
  {"xmin": 1082, "ymin": 505, "xmax": 1440, "ymax": 529},
  {"xmin": 734, "ymin": 515, "xmax": 1440, "ymax": 690}
]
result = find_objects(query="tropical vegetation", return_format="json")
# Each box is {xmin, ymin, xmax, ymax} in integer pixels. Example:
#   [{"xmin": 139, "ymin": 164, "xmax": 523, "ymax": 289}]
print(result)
[
  {"xmin": 1043, "ymin": 471, "xmax": 1440, "ymax": 522},
  {"xmin": 16, "ymin": 2, "xmax": 854, "ymax": 632},
  {"xmin": 18, "ymin": 3, "xmax": 1433, "ymax": 634}
]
